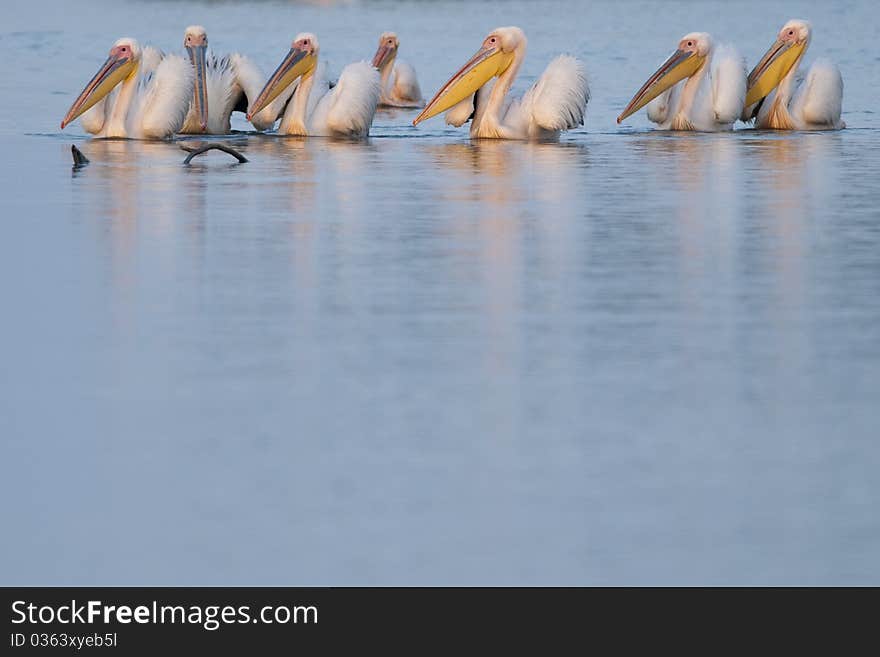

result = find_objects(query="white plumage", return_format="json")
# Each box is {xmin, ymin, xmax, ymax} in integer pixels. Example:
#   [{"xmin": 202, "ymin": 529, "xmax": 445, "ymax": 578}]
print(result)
[
  {"xmin": 382, "ymin": 61, "xmax": 422, "ymax": 108},
  {"xmin": 742, "ymin": 20, "xmax": 844, "ymax": 130},
  {"xmin": 372, "ymin": 32, "xmax": 423, "ymax": 108},
  {"xmin": 135, "ymin": 57, "xmax": 194, "ymax": 138},
  {"xmin": 521, "ymin": 55, "xmax": 590, "ymax": 133},
  {"xmin": 446, "ymin": 55, "xmax": 589, "ymax": 139},
  {"xmin": 67, "ymin": 40, "xmax": 192, "ymax": 140},
  {"xmin": 798, "ymin": 59, "xmax": 845, "ymax": 128},
  {"xmin": 643, "ymin": 36, "xmax": 747, "ymax": 131},
  {"xmin": 279, "ymin": 61, "xmax": 380, "ymax": 137},
  {"xmin": 179, "ymin": 26, "xmax": 283, "ymax": 134},
  {"xmin": 421, "ymin": 27, "xmax": 589, "ymax": 140},
  {"xmin": 78, "ymin": 45, "xmax": 163, "ymax": 135},
  {"xmin": 250, "ymin": 33, "xmax": 380, "ymax": 138}
]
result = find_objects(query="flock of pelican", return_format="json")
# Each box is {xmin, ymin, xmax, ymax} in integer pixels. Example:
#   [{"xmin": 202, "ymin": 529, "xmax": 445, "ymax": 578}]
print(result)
[{"xmin": 60, "ymin": 20, "xmax": 844, "ymax": 142}]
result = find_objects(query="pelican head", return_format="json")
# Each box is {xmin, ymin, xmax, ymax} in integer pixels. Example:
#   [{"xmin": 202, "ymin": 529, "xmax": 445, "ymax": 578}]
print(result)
[
  {"xmin": 61, "ymin": 38, "xmax": 141, "ymax": 129},
  {"xmin": 247, "ymin": 32, "xmax": 319, "ymax": 120},
  {"xmin": 617, "ymin": 32, "xmax": 712, "ymax": 123},
  {"xmin": 372, "ymin": 32, "xmax": 400, "ymax": 71},
  {"xmin": 745, "ymin": 19, "xmax": 811, "ymax": 107},
  {"xmin": 184, "ymin": 25, "xmax": 209, "ymax": 131},
  {"xmin": 413, "ymin": 26, "xmax": 524, "ymax": 126}
]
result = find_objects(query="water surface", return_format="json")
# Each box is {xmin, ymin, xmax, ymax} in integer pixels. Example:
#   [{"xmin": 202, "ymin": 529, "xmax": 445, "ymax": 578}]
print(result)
[{"xmin": 1, "ymin": 0, "xmax": 879, "ymax": 585}]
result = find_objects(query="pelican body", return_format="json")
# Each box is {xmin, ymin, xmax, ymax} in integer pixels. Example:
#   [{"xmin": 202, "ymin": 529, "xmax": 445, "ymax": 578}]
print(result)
[
  {"xmin": 413, "ymin": 26, "xmax": 590, "ymax": 141},
  {"xmin": 372, "ymin": 32, "xmax": 423, "ymax": 108},
  {"xmin": 742, "ymin": 20, "xmax": 844, "ymax": 130},
  {"xmin": 617, "ymin": 33, "xmax": 746, "ymax": 132},
  {"xmin": 247, "ymin": 33, "xmax": 380, "ymax": 138},
  {"xmin": 61, "ymin": 38, "xmax": 192, "ymax": 139},
  {"xmin": 181, "ymin": 25, "xmax": 281, "ymax": 134}
]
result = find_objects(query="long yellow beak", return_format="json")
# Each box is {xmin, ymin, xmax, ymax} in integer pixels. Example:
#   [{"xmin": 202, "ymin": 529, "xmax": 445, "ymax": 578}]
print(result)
[
  {"xmin": 617, "ymin": 49, "xmax": 705, "ymax": 123},
  {"xmin": 745, "ymin": 39, "xmax": 805, "ymax": 107},
  {"xmin": 413, "ymin": 46, "xmax": 514, "ymax": 126},
  {"xmin": 186, "ymin": 44, "xmax": 209, "ymax": 131},
  {"xmin": 372, "ymin": 44, "xmax": 397, "ymax": 70},
  {"xmin": 247, "ymin": 47, "xmax": 316, "ymax": 120},
  {"xmin": 61, "ymin": 52, "xmax": 137, "ymax": 129}
]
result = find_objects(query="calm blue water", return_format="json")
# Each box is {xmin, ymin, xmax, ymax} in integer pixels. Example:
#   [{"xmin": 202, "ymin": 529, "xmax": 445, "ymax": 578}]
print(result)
[{"xmin": 1, "ymin": 0, "xmax": 879, "ymax": 585}]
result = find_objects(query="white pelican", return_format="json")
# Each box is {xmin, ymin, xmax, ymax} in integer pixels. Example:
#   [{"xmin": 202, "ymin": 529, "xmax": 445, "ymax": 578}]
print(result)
[
  {"xmin": 61, "ymin": 38, "xmax": 192, "ymax": 139},
  {"xmin": 180, "ymin": 25, "xmax": 282, "ymax": 134},
  {"xmin": 742, "ymin": 19, "xmax": 844, "ymax": 130},
  {"xmin": 617, "ymin": 33, "xmax": 746, "ymax": 131},
  {"xmin": 246, "ymin": 33, "xmax": 380, "ymax": 138},
  {"xmin": 412, "ymin": 26, "xmax": 589, "ymax": 140},
  {"xmin": 371, "ymin": 32, "xmax": 423, "ymax": 108}
]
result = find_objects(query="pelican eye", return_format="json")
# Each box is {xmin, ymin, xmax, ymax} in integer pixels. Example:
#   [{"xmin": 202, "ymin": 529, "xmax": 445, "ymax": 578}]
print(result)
[{"xmin": 687, "ymin": 41, "xmax": 693, "ymax": 47}]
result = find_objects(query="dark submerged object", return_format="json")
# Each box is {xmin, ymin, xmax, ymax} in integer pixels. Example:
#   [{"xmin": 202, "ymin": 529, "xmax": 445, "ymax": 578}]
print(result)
[
  {"xmin": 180, "ymin": 142, "xmax": 248, "ymax": 165},
  {"xmin": 71, "ymin": 144, "xmax": 89, "ymax": 168}
]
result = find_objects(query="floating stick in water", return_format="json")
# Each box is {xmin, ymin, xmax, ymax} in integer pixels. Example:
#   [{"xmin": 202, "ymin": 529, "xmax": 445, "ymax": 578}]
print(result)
[{"xmin": 180, "ymin": 142, "xmax": 248, "ymax": 165}]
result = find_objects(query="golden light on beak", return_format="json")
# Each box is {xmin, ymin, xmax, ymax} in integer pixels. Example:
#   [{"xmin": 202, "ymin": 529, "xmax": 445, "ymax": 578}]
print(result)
[
  {"xmin": 745, "ymin": 39, "xmax": 806, "ymax": 107},
  {"xmin": 617, "ymin": 49, "xmax": 705, "ymax": 123},
  {"xmin": 247, "ymin": 46, "xmax": 316, "ymax": 120},
  {"xmin": 413, "ymin": 46, "xmax": 514, "ymax": 126},
  {"xmin": 61, "ymin": 47, "xmax": 137, "ymax": 129}
]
